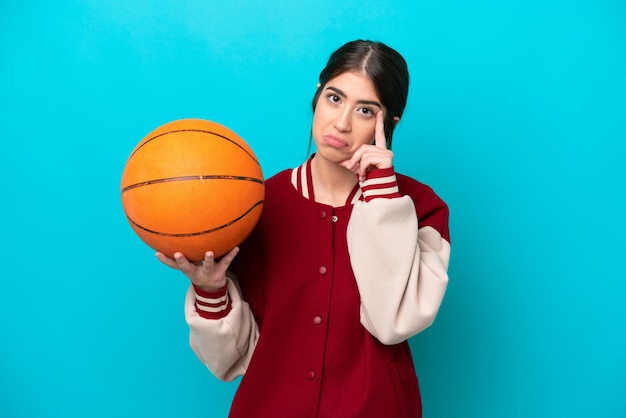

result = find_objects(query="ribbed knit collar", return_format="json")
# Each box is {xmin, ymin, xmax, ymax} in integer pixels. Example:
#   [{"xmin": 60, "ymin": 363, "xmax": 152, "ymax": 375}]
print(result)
[{"xmin": 290, "ymin": 154, "xmax": 363, "ymax": 207}]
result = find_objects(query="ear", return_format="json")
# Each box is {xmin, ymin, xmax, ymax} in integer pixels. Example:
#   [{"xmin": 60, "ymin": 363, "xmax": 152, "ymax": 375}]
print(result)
[
  {"xmin": 393, "ymin": 116, "xmax": 400, "ymax": 126},
  {"xmin": 317, "ymin": 83, "xmax": 321, "ymax": 89}
]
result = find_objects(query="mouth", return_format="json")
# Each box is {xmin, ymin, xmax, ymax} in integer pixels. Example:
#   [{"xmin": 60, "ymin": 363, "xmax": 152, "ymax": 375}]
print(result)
[{"xmin": 323, "ymin": 135, "xmax": 348, "ymax": 148}]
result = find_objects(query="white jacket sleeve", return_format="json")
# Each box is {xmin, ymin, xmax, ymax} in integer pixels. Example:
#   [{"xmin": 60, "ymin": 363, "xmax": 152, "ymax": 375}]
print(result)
[
  {"xmin": 347, "ymin": 171, "xmax": 450, "ymax": 345},
  {"xmin": 184, "ymin": 276, "xmax": 259, "ymax": 381}
]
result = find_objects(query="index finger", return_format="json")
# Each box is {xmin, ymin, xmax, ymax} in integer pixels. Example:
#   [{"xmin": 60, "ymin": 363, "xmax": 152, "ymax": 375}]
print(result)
[
  {"xmin": 156, "ymin": 251, "xmax": 180, "ymax": 270},
  {"xmin": 374, "ymin": 111, "xmax": 387, "ymax": 149}
]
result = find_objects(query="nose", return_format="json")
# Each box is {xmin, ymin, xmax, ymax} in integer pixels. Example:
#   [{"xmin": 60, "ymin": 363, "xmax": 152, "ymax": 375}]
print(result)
[{"xmin": 333, "ymin": 108, "xmax": 351, "ymax": 132}]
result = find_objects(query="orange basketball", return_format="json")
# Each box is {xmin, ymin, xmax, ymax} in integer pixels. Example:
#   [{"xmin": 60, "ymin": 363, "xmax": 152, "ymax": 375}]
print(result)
[{"xmin": 120, "ymin": 118, "xmax": 264, "ymax": 261}]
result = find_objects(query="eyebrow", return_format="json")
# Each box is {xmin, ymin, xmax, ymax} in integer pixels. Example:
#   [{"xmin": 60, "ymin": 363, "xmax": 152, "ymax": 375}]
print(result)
[{"xmin": 326, "ymin": 86, "xmax": 382, "ymax": 109}]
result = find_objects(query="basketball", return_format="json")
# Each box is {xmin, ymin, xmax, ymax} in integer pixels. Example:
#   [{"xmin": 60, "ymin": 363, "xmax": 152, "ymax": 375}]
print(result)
[{"xmin": 120, "ymin": 118, "xmax": 264, "ymax": 261}]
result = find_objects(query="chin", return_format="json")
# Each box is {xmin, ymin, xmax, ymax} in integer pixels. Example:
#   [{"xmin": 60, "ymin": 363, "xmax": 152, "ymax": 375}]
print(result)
[{"xmin": 316, "ymin": 147, "xmax": 349, "ymax": 163}]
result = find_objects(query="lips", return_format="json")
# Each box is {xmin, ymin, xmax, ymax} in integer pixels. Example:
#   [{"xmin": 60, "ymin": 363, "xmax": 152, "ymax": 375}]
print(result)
[{"xmin": 324, "ymin": 135, "xmax": 348, "ymax": 148}]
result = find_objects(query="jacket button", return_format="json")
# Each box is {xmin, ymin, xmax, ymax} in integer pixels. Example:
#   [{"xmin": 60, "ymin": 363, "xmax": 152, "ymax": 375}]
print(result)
[
  {"xmin": 307, "ymin": 371, "xmax": 315, "ymax": 380},
  {"xmin": 319, "ymin": 211, "xmax": 327, "ymax": 219},
  {"xmin": 332, "ymin": 215, "xmax": 338, "ymax": 222},
  {"xmin": 318, "ymin": 266, "xmax": 327, "ymax": 275},
  {"xmin": 313, "ymin": 316, "xmax": 322, "ymax": 325}
]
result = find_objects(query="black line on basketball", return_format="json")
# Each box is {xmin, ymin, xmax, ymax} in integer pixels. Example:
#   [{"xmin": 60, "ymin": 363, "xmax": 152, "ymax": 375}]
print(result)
[
  {"xmin": 120, "ymin": 175, "xmax": 264, "ymax": 194},
  {"xmin": 125, "ymin": 200, "xmax": 264, "ymax": 237},
  {"xmin": 127, "ymin": 129, "xmax": 261, "ymax": 166}
]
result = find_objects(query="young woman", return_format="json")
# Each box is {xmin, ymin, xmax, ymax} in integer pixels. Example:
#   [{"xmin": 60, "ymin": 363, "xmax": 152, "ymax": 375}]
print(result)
[{"xmin": 157, "ymin": 40, "xmax": 451, "ymax": 418}]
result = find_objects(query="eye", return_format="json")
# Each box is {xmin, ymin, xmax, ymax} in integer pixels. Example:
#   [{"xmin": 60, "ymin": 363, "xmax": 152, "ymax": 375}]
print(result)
[
  {"xmin": 358, "ymin": 107, "xmax": 375, "ymax": 117},
  {"xmin": 326, "ymin": 94, "xmax": 341, "ymax": 104}
]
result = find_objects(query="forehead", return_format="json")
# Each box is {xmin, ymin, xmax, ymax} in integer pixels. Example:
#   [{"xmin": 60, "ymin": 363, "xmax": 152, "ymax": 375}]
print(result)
[{"xmin": 325, "ymin": 71, "xmax": 380, "ymax": 102}]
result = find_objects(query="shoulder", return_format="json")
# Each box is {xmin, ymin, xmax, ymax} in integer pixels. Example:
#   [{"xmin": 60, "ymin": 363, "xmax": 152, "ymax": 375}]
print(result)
[
  {"xmin": 262, "ymin": 168, "xmax": 297, "ymax": 204},
  {"xmin": 265, "ymin": 169, "xmax": 292, "ymax": 187},
  {"xmin": 395, "ymin": 173, "xmax": 447, "ymax": 208},
  {"xmin": 395, "ymin": 172, "xmax": 450, "ymax": 242}
]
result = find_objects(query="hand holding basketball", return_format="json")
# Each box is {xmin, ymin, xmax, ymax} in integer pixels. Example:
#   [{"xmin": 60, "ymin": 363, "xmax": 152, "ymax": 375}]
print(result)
[{"xmin": 156, "ymin": 247, "xmax": 239, "ymax": 292}]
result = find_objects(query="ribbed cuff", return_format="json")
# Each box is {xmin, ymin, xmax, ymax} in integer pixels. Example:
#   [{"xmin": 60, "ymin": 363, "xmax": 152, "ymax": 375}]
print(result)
[
  {"xmin": 360, "ymin": 167, "xmax": 401, "ymax": 202},
  {"xmin": 193, "ymin": 285, "xmax": 232, "ymax": 319}
]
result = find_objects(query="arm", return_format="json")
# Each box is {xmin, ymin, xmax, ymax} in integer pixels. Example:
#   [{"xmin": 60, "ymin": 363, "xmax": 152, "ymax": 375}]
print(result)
[
  {"xmin": 185, "ymin": 275, "xmax": 259, "ymax": 381},
  {"xmin": 347, "ymin": 168, "xmax": 450, "ymax": 345},
  {"xmin": 156, "ymin": 248, "xmax": 259, "ymax": 381}
]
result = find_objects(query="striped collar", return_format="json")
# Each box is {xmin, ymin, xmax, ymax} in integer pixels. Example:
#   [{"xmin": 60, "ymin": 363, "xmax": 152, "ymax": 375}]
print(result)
[{"xmin": 290, "ymin": 155, "xmax": 363, "ymax": 206}]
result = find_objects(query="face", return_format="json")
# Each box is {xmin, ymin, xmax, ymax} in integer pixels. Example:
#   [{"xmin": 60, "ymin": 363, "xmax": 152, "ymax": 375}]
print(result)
[{"xmin": 312, "ymin": 71, "xmax": 383, "ymax": 164}]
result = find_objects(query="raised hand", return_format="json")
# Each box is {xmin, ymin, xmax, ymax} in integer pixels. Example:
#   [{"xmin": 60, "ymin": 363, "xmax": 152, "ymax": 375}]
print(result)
[{"xmin": 340, "ymin": 111, "xmax": 393, "ymax": 182}]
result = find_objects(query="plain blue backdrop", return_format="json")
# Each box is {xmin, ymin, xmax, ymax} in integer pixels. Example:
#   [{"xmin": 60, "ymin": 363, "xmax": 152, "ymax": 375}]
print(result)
[{"xmin": 1, "ymin": 1, "xmax": 625, "ymax": 417}]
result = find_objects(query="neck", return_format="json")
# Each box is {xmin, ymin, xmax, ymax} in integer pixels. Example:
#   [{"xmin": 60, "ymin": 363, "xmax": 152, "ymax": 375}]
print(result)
[{"xmin": 310, "ymin": 154, "xmax": 357, "ymax": 206}]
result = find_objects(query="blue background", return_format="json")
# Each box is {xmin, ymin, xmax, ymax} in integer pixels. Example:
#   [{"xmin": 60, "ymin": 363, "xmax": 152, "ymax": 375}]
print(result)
[{"xmin": 1, "ymin": 1, "xmax": 625, "ymax": 417}]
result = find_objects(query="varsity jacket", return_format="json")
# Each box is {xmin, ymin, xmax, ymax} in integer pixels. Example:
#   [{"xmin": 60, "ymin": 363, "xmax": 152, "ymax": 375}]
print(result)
[{"xmin": 184, "ymin": 157, "xmax": 451, "ymax": 417}]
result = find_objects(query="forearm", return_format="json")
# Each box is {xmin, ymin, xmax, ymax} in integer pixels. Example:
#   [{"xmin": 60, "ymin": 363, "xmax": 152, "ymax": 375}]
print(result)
[
  {"xmin": 185, "ymin": 277, "xmax": 259, "ymax": 381},
  {"xmin": 348, "ymin": 169, "xmax": 450, "ymax": 345}
]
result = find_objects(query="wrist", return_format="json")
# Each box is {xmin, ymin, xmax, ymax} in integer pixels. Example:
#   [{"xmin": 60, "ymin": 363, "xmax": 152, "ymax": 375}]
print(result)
[
  {"xmin": 193, "ymin": 284, "xmax": 232, "ymax": 319},
  {"xmin": 360, "ymin": 167, "xmax": 401, "ymax": 201},
  {"xmin": 193, "ymin": 282, "xmax": 226, "ymax": 293}
]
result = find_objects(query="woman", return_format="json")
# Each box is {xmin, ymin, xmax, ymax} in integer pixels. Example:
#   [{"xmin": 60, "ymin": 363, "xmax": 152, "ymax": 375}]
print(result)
[{"xmin": 157, "ymin": 40, "xmax": 450, "ymax": 418}]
